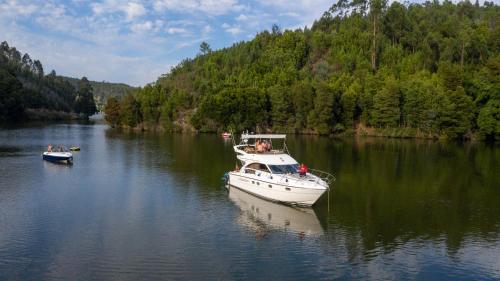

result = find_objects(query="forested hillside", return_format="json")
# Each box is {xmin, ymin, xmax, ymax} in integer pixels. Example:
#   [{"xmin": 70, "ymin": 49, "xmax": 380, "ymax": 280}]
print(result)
[
  {"xmin": 0, "ymin": 41, "xmax": 97, "ymax": 123},
  {"xmin": 106, "ymin": 0, "xmax": 499, "ymax": 140},
  {"xmin": 62, "ymin": 77, "xmax": 134, "ymax": 111}
]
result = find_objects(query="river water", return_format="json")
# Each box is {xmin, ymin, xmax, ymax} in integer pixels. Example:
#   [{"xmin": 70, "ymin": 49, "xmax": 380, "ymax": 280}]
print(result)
[{"xmin": 0, "ymin": 124, "xmax": 499, "ymax": 280}]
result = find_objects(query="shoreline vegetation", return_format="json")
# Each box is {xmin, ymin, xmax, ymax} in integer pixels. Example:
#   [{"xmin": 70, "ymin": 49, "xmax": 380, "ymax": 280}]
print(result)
[
  {"xmin": 1, "ymin": 42, "xmax": 132, "ymax": 126},
  {"xmin": 105, "ymin": 0, "xmax": 499, "ymax": 142},
  {"xmin": 110, "ymin": 121, "xmax": 473, "ymax": 141},
  {"xmin": 0, "ymin": 41, "xmax": 97, "ymax": 125}
]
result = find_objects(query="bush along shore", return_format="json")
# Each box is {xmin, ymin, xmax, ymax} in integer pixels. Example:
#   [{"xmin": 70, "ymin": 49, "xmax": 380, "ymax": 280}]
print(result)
[{"xmin": 105, "ymin": 0, "xmax": 499, "ymax": 141}]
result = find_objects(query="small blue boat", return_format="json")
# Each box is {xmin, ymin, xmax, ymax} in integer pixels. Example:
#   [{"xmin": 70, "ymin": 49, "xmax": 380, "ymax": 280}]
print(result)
[{"xmin": 42, "ymin": 151, "xmax": 73, "ymax": 164}]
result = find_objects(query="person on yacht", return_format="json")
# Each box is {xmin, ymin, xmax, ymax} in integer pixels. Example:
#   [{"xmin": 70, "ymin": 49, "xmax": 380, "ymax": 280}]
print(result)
[
  {"xmin": 47, "ymin": 144, "xmax": 52, "ymax": 152},
  {"xmin": 256, "ymin": 140, "xmax": 264, "ymax": 153},
  {"xmin": 263, "ymin": 140, "xmax": 271, "ymax": 151},
  {"xmin": 299, "ymin": 163, "xmax": 308, "ymax": 176}
]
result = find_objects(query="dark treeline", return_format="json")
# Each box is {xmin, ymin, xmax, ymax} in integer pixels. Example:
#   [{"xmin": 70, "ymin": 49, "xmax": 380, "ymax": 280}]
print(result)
[
  {"xmin": 0, "ymin": 41, "xmax": 97, "ymax": 123},
  {"xmin": 106, "ymin": 0, "xmax": 499, "ymax": 140},
  {"xmin": 62, "ymin": 76, "xmax": 135, "ymax": 111}
]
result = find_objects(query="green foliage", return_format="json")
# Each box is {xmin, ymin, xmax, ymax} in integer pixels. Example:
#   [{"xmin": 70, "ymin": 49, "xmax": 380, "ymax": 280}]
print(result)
[
  {"xmin": 75, "ymin": 77, "xmax": 97, "ymax": 118},
  {"xmin": 0, "ymin": 41, "xmax": 99, "ymax": 122},
  {"xmin": 308, "ymin": 82, "xmax": 335, "ymax": 134},
  {"xmin": 0, "ymin": 68, "xmax": 25, "ymax": 122},
  {"xmin": 120, "ymin": 95, "xmax": 142, "ymax": 127},
  {"xmin": 195, "ymin": 87, "xmax": 268, "ymax": 131},
  {"xmin": 269, "ymin": 85, "xmax": 292, "ymax": 130},
  {"xmin": 104, "ymin": 1, "xmax": 500, "ymax": 140},
  {"xmin": 62, "ymin": 76, "xmax": 135, "ymax": 110},
  {"xmin": 104, "ymin": 96, "xmax": 121, "ymax": 127},
  {"xmin": 372, "ymin": 76, "xmax": 401, "ymax": 127},
  {"xmin": 401, "ymin": 72, "xmax": 433, "ymax": 129},
  {"xmin": 477, "ymin": 99, "xmax": 500, "ymax": 140},
  {"xmin": 199, "ymin": 42, "xmax": 212, "ymax": 55},
  {"xmin": 341, "ymin": 80, "xmax": 361, "ymax": 127}
]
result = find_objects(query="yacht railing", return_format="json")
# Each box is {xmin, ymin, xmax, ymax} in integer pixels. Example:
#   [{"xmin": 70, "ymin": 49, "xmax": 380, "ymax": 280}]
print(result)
[
  {"xmin": 275, "ymin": 169, "xmax": 335, "ymax": 188},
  {"xmin": 307, "ymin": 169, "xmax": 336, "ymax": 186}
]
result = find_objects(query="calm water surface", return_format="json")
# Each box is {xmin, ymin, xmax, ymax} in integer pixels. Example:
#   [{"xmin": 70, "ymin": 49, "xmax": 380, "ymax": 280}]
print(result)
[{"xmin": 0, "ymin": 124, "xmax": 499, "ymax": 280}]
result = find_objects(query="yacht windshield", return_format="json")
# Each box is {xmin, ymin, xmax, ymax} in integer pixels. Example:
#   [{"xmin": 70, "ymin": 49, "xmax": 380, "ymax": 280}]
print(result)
[{"xmin": 268, "ymin": 164, "xmax": 299, "ymax": 174}]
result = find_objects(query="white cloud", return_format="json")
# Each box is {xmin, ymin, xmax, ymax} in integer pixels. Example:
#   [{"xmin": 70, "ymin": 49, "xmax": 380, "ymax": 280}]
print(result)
[
  {"xmin": 202, "ymin": 25, "xmax": 213, "ymax": 34},
  {"xmin": 235, "ymin": 14, "xmax": 248, "ymax": 21},
  {"xmin": 279, "ymin": 12, "xmax": 300, "ymax": 18},
  {"xmin": 91, "ymin": 0, "xmax": 146, "ymax": 20},
  {"xmin": 225, "ymin": 26, "xmax": 242, "ymax": 35},
  {"xmin": 123, "ymin": 2, "xmax": 146, "ymax": 20},
  {"xmin": 0, "ymin": 0, "xmax": 39, "ymax": 16},
  {"xmin": 131, "ymin": 21, "xmax": 153, "ymax": 32},
  {"xmin": 167, "ymin": 27, "xmax": 187, "ymax": 34},
  {"xmin": 130, "ymin": 19, "xmax": 167, "ymax": 33},
  {"xmin": 153, "ymin": 0, "xmax": 244, "ymax": 15}
]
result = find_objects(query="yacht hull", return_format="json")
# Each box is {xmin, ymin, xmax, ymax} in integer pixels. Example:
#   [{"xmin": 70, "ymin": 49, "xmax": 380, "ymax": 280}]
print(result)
[{"xmin": 228, "ymin": 172, "xmax": 327, "ymax": 206}]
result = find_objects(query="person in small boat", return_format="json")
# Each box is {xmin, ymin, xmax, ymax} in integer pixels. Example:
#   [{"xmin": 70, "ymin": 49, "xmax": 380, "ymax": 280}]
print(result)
[
  {"xmin": 299, "ymin": 163, "xmax": 308, "ymax": 176},
  {"xmin": 47, "ymin": 144, "xmax": 52, "ymax": 152}
]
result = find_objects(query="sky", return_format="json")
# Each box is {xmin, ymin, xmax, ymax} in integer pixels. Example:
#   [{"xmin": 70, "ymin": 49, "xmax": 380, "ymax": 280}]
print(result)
[{"xmin": 0, "ymin": 0, "xmax": 334, "ymax": 86}]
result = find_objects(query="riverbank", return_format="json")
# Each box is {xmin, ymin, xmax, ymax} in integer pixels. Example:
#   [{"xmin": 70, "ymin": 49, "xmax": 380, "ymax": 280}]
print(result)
[
  {"xmin": 24, "ymin": 108, "xmax": 86, "ymax": 121},
  {"xmin": 111, "ymin": 121, "xmax": 488, "ymax": 142},
  {"xmin": 0, "ymin": 110, "xmax": 97, "ymax": 129}
]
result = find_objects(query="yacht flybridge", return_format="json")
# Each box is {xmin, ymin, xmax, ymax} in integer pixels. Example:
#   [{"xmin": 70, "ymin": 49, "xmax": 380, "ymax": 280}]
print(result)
[{"xmin": 227, "ymin": 133, "xmax": 335, "ymax": 206}]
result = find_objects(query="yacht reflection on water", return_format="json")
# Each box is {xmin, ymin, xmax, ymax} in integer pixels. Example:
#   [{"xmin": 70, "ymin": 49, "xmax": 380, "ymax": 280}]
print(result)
[{"xmin": 228, "ymin": 186, "xmax": 324, "ymax": 239}]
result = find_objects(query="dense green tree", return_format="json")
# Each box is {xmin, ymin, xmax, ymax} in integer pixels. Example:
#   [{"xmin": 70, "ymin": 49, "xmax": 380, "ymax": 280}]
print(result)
[
  {"xmin": 309, "ymin": 82, "xmax": 335, "ymax": 134},
  {"xmin": 120, "ymin": 95, "xmax": 142, "ymax": 127},
  {"xmin": 269, "ymin": 85, "xmax": 292, "ymax": 130},
  {"xmin": 477, "ymin": 99, "xmax": 500, "ymax": 140},
  {"xmin": 74, "ymin": 77, "xmax": 97, "ymax": 118},
  {"xmin": 291, "ymin": 80, "xmax": 314, "ymax": 129},
  {"xmin": 341, "ymin": 80, "xmax": 361, "ymax": 127},
  {"xmin": 104, "ymin": 96, "xmax": 121, "ymax": 127},
  {"xmin": 199, "ymin": 42, "xmax": 212, "ymax": 55},
  {"xmin": 372, "ymin": 76, "xmax": 401, "ymax": 127},
  {"xmin": 401, "ymin": 73, "xmax": 433, "ymax": 129},
  {"xmin": 0, "ymin": 69, "xmax": 25, "ymax": 122},
  {"xmin": 442, "ymin": 87, "xmax": 475, "ymax": 138}
]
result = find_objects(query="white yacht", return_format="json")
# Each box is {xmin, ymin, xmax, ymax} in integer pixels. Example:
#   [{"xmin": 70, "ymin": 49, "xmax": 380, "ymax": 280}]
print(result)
[{"xmin": 227, "ymin": 133, "xmax": 334, "ymax": 206}]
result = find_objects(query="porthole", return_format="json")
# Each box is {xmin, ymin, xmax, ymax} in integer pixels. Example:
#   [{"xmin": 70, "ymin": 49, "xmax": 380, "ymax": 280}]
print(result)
[
  {"xmin": 257, "ymin": 182, "xmax": 260, "ymax": 185},
  {"xmin": 268, "ymin": 185, "xmax": 272, "ymax": 188},
  {"xmin": 285, "ymin": 187, "xmax": 291, "ymax": 191},
  {"xmin": 252, "ymin": 181, "xmax": 254, "ymax": 184}
]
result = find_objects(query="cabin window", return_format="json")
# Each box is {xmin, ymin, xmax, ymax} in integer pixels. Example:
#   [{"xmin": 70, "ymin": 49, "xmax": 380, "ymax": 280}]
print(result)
[
  {"xmin": 246, "ymin": 163, "xmax": 270, "ymax": 173},
  {"xmin": 245, "ymin": 169, "xmax": 255, "ymax": 174},
  {"xmin": 268, "ymin": 164, "xmax": 300, "ymax": 174}
]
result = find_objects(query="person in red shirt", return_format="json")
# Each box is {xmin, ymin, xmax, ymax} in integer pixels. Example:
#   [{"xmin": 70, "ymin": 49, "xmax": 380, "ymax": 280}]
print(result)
[{"xmin": 299, "ymin": 163, "xmax": 308, "ymax": 176}]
